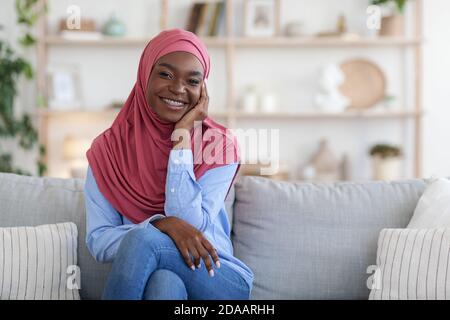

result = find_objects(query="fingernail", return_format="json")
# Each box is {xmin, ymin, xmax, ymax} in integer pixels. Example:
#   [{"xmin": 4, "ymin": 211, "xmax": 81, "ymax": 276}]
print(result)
[
  {"xmin": 209, "ymin": 269, "xmax": 214, "ymax": 277},
  {"xmin": 190, "ymin": 265, "xmax": 195, "ymax": 271},
  {"xmin": 216, "ymin": 261, "xmax": 221, "ymax": 268},
  {"xmin": 197, "ymin": 264, "xmax": 201, "ymax": 269}
]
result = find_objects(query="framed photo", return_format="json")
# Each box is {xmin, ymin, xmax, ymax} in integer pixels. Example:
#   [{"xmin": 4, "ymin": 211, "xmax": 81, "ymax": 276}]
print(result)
[
  {"xmin": 47, "ymin": 64, "xmax": 83, "ymax": 110},
  {"xmin": 244, "ymin": 0, "xmax": 280, "ymax": 37}
]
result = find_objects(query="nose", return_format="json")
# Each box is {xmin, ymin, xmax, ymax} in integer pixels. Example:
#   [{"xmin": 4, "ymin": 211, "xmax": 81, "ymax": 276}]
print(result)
[{"xmin": 168, "ymin": 79, "xmax": 186, "ymax": 94}]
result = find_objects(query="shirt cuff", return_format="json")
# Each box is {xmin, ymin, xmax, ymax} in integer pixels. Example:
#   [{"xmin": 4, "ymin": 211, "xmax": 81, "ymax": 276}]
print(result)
[
  {"xmin": 138, "ymin": 214, "xmax": 166, "ymax": 228},
  {"xmin": 170, "ymin": 149, "xmax": 193, "ymax": 165},
  {"xmin": 169, "ymin": 149, "xmax": 195, "ymax": 177}
]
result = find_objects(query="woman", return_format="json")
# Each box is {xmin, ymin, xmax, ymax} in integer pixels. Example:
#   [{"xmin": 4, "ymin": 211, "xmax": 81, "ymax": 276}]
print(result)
[{"xmin": 84, "ymin": 28, "xmax": 253, "ymax": 300}]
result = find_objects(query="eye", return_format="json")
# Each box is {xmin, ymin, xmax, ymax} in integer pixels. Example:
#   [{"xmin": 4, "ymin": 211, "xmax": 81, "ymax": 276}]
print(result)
[
  {"xmin": 188, "ymin": 79, "xmax": 200, "ymax": 86},
  {"xmin": 159, "ymin": 71, "xmax": 171, "ymax": 79}
]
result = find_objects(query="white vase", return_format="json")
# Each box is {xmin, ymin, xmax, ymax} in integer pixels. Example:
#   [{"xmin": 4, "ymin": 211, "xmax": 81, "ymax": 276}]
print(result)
[
  {"xmin": 372, "ymin": 156, "xmax": 402, "ymax": 181},
  {"xmin": 260, "ymin": 93, "xmax": 277, "ymax": 113},
  {"xmin": 241, "ymin": 91, "xmax": 258, "ymax": 113}
]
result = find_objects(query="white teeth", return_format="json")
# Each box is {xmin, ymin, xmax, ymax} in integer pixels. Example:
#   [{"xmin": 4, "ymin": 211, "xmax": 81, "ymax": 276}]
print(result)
[{"xmin": 162, "ymin": 98, "xmax": 185, "ymax": 107}]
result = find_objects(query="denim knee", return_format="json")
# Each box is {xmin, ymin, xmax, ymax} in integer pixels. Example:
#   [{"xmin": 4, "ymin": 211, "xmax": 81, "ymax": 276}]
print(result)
[
  {"xmin": 144, "ymin": 269, "xmax": 187, "ymax": 300},
  {"xmin": 119, "ymin": 225, "xmax": 174, "ymax": 255}
]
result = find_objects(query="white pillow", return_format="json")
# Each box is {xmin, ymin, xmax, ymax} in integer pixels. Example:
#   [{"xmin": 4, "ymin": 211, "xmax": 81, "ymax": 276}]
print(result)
[
  {"xmin": 0, "ymin": 222, "xmax": 80, "ymax": 300},
  {"xmin": 369, "ymin": 228, "xmax": 450, "ymax": 300},
  {"xmin": 408, "ymin": 178, "xmax": 450, "ymax": 228}
]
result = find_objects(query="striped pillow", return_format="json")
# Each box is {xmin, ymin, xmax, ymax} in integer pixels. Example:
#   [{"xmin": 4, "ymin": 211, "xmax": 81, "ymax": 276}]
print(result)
[
  {"xmin": 369, "ymin": 228, "xmax": 450, "ymax": 300},
  {"xmin": 0, "ymin": 222, "xmax": 80, "ymax": 300}
]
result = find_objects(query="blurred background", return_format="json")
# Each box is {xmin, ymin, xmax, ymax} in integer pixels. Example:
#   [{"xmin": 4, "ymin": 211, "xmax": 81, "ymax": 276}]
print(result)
[{"xmin": 0, "ymin": 0, "xmax": 448, "ymax": 182}]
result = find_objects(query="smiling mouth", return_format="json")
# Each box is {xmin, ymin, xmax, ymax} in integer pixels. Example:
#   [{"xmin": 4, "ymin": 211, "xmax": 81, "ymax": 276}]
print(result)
[{"xmin": 159, "ymin": 96, "xmax": 188, "ymax": 110}]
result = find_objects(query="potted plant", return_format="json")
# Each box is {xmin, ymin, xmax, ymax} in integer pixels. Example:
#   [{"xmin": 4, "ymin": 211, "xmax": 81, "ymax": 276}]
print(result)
[
  {"xmin": 371, "ymin": 0, "xmax": 408, "ymax": 36},
  {"xmin": 0, "ymin": 0, "xmax": 47, "ymax": 176},
  {"xmin": 369, "ymin": 143, "xmax": 402, "ymax": 181}
]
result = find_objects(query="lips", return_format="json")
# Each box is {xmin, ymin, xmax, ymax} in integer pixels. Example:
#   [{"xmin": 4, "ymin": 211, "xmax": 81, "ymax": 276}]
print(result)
[
  {"xmin": 159, "ymin": 96, "xmax": 188, "ymax": 111},
  {"xmin": 160, "ymin": 96, "xmax": 188, "ymax": 104}
]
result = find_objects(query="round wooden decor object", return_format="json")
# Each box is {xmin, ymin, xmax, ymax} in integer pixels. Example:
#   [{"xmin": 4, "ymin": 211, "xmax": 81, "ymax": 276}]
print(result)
[{"xmin": 338, "ymin": 59, "xmax": 386, "ymax": 109}]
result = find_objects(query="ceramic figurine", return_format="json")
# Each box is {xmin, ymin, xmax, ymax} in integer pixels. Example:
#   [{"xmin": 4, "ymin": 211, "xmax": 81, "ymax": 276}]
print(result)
[
  {"xmin": 103, "ymin": 13, "xmax": 126, "ymax": 37},
  {"xmin": 315, "ymin": 64, "xmax": 349, "ymax": 113}
]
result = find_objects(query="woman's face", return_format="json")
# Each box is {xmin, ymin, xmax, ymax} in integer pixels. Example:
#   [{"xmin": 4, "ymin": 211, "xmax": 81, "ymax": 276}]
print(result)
[{"xmin": 146, "ymin": 51, "xmax": 204, "ymax": 123}]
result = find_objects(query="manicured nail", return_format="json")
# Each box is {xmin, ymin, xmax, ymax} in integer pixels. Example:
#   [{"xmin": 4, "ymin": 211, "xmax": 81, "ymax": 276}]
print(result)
[
  {"xmin": 190, "ymin": 265, "xmax": 195, "ymax": 271},
  {"xmin": 209, "ymin": 269, "xmax": 214, "ymax": 277},
  {"xmin": 216, "ymin": 261, "xmax": 221, "ymax": 268}
]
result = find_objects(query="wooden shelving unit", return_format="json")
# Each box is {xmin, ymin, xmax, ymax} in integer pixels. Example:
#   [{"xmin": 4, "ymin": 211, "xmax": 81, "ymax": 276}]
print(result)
[
  {"xmin": 36, "ymin": 0, "xmax": 424, "ymax": 178},
  {"xmin": 43, "ymin": 35, "xmax": 421, "ymax": 47}
]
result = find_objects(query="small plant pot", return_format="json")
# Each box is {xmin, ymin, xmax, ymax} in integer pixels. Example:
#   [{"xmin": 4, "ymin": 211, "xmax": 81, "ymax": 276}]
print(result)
[
  {"xmin": 379, "ymin": 15, "xmax": 404, "ymax": 37},
  {"xmin": 372, "ymin": 156, "xmax": 402, "ymax": 181}
]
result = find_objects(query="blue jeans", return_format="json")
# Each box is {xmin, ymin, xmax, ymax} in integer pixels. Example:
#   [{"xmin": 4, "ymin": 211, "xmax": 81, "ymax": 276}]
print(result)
[{"xmin": 102, "ymin": 224, "xmax": 251, "ymax": 300}]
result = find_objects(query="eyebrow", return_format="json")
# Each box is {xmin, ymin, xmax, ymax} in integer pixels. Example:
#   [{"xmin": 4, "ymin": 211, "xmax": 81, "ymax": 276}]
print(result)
[{"xmin": 157, "ymin": 62, "xmax": 203, "ymax": 77}]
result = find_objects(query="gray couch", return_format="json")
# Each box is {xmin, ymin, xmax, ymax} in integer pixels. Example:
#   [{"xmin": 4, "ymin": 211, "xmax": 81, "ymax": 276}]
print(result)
[{"xmin": 0, "ymin": 172, "xmax": 428, "ymax": 299}]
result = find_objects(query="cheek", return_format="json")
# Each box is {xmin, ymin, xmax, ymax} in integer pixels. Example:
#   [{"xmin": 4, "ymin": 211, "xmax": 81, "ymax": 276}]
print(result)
[
  {"xmin": 146, "ymin": 81, "xmax": 162, "ymax": 104},
  {"xmin": 191, "ymin": 90, "xmax": 201, "ymax": 105},
  {"xmin": 146, "ymin": 90, "xmax": 157, "ymax": 107}
]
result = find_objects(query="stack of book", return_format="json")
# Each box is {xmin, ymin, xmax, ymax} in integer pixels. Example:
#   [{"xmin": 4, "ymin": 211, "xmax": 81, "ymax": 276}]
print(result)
[{"xmin": 186, "ymin": 1, "xmax": 225, "ymax": 37}]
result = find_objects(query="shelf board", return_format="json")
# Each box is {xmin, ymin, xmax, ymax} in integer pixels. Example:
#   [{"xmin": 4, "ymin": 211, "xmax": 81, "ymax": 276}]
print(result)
[
  {"xmin": 37, "ymin": 108, "xmax": 120, "ymax": 117},
  {"xmin": 232, "ymin": 110, "xmax": 423, "ymax": 119},
  {"xmin": 43, "ymin": 36, "xmax": 228, "ymax": 47},
  {"xmin": 36, "ymin": 108, "xmax": 229, "ymax": 118},
  {"xmin": 43, "ymin": 35, "xmax": 421, "ymax": 48},
  {"xmin": 232, "ymin": 36, "xmax": 422, "ymax": 47}
]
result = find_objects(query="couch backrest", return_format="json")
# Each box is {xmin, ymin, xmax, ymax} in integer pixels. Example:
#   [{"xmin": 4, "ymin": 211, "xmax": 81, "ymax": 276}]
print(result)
[
  {"xmin": 0, "ymin": 172, "xmax": 110, "ymax": 300},
  {"xmin": 0, "ymin": 172, "xmax": 428, "ymax": 300},
  {"xmin": 0, "ymin": 172, "xmax": 236, "ymax": 300},
  {"xmin": 232, "ymin": 176, "xmax": 427, "ymax": 299}
]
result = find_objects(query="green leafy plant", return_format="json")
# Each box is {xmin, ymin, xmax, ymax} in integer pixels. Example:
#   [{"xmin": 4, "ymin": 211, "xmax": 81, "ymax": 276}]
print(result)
[
  {"xmin": 371, "ymin": 0, "xmax": 408, "ymax": 15},
  {"xmin": 0, "ymin": 0, "xmax": 47, "ymax": 176},
  {"xmin": 369, "ymin": 144, "xmax": 402, "ymax": 159},
  {"xmin": 16, "ymin": 0, "xmax": 47, "ymax": 46}
]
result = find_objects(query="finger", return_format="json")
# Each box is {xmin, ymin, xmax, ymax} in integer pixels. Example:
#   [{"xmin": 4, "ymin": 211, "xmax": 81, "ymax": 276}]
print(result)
[
  {"xmin": 189, "ymin": 245, "xmax": 202, "ymax": 269},
  {"xmin": 201, "ymin": 84, "xmax": 207, "ymax": 103},
  {"xmin": 202, "ymin": 82, "xmax": 207, "ymax": 97},
  {"xmin": 179, "ymin": 246, "xmax": 196, "ymax": 271},
  {"xmin": 204, "ymin": 82, "xmax": 208, "ymax": 98},
  {"xmin": 200, "ymin": 82, "xmax": 209, "ymax": 114},
  {"xmin": 198, "ymin": 245, "xmax": 215, "ymax": 277},
  {"xmin": 194, "ymin": 85, "xmax": 206, "ymax": 109},
  {"xmin": 203, "ymin": 239, "xmax": 220, "ymax": 268}
]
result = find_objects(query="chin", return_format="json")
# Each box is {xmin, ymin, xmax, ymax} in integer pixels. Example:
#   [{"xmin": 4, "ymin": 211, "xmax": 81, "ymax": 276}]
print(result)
[
  {"xmin": 151, "ymin": 102, "xmax": 186, "ymax": 123},
  {"xmin": 160, "ymin": 110, "xmax": 188, "ymax": 123}
]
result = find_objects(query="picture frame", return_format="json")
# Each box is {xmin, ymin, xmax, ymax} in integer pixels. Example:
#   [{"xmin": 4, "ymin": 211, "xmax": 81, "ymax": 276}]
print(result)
[
  {"xmin": 244, "ymin": 0, "xmax": 280, "ymax": 37},
  {"xmin": 47, "ymin": 64, "xmax": 83, "ymax": 110}
]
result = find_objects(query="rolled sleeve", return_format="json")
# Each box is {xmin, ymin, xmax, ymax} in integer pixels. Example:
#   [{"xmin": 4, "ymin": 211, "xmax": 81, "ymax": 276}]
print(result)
[
  {"xmin": 164, "ymin": 149, "xmax": 238, "ymax": 231},
  {"xmin": 85, "ymin": 166, "xmax": 166, "ymax": 262}
]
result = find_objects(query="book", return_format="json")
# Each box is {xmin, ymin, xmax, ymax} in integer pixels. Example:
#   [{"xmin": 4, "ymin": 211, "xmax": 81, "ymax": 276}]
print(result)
[
  {"xmin": 186, "ymin": 3, "xmax": 203, "ymax": 33},
  {"xmin": 209, "ymin": 1, "xmax": 225, "ymax": 37},
  {"xmin": 186, "ymin": 1, "xmax": 225, "ymax": 37},
  {"xmin": 194, "ymin": 3, "xmax": 209, "ymax": 35},
  {"xmin": 199, "ymin": 3, "xmax": 217, "ymax": 37}
]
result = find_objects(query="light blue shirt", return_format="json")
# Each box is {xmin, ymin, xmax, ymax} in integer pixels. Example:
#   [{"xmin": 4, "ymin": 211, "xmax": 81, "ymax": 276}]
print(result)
[{"xmin": 84, "ymin": 149, "xmax": 254, "ymax": 290}]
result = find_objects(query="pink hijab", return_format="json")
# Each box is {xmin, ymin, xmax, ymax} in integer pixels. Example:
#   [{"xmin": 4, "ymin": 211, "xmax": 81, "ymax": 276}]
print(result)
[{"xmin": 86, "ymin": 29, "xmax": 240, "ymax": 223}]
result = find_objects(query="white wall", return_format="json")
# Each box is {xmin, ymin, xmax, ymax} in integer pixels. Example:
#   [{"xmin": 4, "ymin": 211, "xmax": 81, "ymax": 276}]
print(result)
[
  {"xmin": 1, "ymin": 0, "xmax": 449, "ymax": 179},
  {"xmin": 422, "ymin": 0, "xmax": 450, "ymax": 178}
]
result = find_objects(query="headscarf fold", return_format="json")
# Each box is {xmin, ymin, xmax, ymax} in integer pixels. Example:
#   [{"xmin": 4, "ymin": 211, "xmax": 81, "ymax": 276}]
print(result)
[{"xmin": 86, "ymin": 28, "xmax": 240, "ymax": 223}]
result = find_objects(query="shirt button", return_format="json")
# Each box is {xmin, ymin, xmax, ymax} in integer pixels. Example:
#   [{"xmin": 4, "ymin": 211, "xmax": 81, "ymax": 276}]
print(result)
[{"xmin": 170, "ymin": 188, "xmax": 175, "ymax": 193}]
